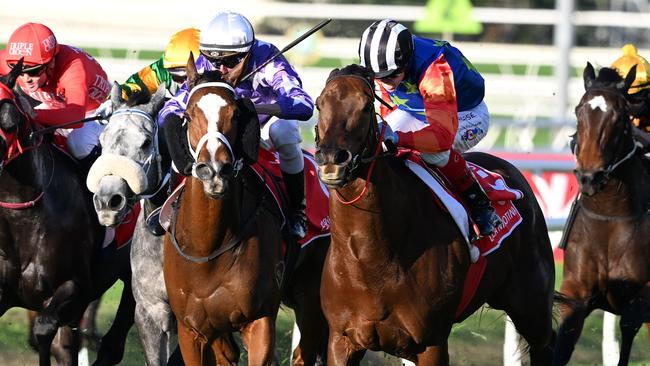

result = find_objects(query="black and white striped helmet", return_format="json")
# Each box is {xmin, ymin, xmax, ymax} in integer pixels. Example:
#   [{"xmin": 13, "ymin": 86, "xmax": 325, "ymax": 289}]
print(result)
[{"xmin": 359, "ymin": 19, "xmax": 413, "ymax": 78}]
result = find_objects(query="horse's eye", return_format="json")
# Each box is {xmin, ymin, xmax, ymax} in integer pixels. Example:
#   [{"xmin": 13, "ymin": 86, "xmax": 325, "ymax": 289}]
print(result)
[{"xmin": 141, "ymin": 138, "xmax": 152, "ymax": 149}]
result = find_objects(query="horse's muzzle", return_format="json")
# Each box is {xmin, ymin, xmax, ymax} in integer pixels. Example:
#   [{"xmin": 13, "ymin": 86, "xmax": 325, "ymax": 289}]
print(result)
[
  {"xmin": 575, "ymin": 169, "xmax": 607, "ymax": 196},
  {"xmin": 193, "ymin": 161, "xmax": 233, "ymax": 199},
  {"xmin": 315, "ymin": 148, "xmax": 353, "ymax": 188}
]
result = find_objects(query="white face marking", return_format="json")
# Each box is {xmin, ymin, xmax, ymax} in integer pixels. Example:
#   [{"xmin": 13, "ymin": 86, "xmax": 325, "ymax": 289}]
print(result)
[
  {"xmin": 587, "ymin": 95, "xmax": 608, "ymax": 112},
  {"xmin": 196, "ymin": 93, "xmax": 228, "ymax": 162}
]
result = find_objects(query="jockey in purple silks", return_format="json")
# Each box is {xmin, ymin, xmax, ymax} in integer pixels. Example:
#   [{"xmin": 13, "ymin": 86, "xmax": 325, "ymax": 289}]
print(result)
[{"xmin": 159, "ymin": 11, "xmax": 313, "ymax": 239}]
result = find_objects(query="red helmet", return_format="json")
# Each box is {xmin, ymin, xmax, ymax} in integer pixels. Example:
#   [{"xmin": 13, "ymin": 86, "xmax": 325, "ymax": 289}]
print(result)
[{"xmin": 5, "ymin": 23, "xmax": 59, "ymax": 67}]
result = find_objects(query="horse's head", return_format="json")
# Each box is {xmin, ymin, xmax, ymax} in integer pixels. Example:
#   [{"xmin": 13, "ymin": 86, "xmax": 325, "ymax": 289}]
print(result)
[
  {"xmin": 0, "ymin": 59, "xmax": 38, "ymax": 170},
  {"xmin": 87, "ymin": 82, "xmax": 166, "ymax": 226},
  {"xmin": 574, "ymin": 62, "xmax": 637, "ymax": 196},
  {"xmin": 314, "ymin": 65, "xmax": 379, "ymax": 188},
  {"xmin": 167, "ymin": 54, "xmax": 259, "ymax": 198}
]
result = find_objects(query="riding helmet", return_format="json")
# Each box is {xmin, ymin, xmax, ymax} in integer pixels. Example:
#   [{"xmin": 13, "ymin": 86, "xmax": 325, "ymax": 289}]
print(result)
[
  {"xmin": 5, "ymin": 23, "xmax": 59, "ymax": 67},
  {"xmin": 200, "ymin": 11, "xmax": 255, "ymax": 58},
  {"xmin": 611, "ymin": 44, "xmax": 650, "ymax": 93},
  {"xmin": 163, "ymin": 28, "xmax": 201, "ymax": 69},
  {"xmin": 359, "ymin": 19, "xmax": 413, "ymax": 78}
]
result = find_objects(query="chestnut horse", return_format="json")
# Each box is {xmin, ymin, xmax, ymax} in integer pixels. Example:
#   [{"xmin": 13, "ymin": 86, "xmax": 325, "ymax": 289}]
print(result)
[
  {"xmin": 553, "ymin": 63, "xmax": 650, "ymax": 366},
  {"xmin": 314, "ymin": 65, "xmax": 555, "ymax": 365},
  {"xmin": 0, "ymin": 60, "xmax": 135, "ymax": 366},
  {"xmin": 162, "ymin": 57, "xmax": 328, "ymax": 365}
]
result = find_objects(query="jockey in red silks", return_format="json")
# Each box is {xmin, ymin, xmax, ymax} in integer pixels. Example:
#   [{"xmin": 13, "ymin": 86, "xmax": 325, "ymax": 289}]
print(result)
[
  {"xmin": 359, "ymin": 19, "xmax": 502, "ymax": 236},
  {"xmin": 0, "ymin": 22, "xmax": 110, "ymax": 167}
]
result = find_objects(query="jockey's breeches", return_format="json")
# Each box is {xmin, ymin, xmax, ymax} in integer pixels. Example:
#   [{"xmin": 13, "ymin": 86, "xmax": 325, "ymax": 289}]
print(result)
[
  {"xmin": 261, "ymin": 117, "xmax": 304, "ymax": 174},
  {"xmin": 60, "ymin": 121, "xmax": 105, "ymax": 159}
]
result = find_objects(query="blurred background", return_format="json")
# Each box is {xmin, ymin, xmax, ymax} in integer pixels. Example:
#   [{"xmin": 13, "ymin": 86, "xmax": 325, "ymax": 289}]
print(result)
[{"xmin": 2, "ymin": 0, "xmax": 650, "ymax": 365}]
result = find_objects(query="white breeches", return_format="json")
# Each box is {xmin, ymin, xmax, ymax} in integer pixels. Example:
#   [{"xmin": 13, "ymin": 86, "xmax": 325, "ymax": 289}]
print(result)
[
  {"xmin": 260, "ymin": 117, "xmax": 304, "ymax": 174},
  {"xmin": 59, "ymin": 120, "xmax": 105, "ymax": 159}
]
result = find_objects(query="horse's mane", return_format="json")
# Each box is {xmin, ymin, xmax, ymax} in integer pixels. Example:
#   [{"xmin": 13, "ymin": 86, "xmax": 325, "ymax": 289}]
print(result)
[{"xmin": 327, "ymin": 64, "xmax": 374, "ymax": 84}]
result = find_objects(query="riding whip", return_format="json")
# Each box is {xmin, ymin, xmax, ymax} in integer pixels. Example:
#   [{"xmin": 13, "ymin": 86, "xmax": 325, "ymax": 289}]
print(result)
[
  {"xmin": 29, "ymin": 115, "xmax": 103, "ymax": 139},
  {"xmin": 240, "ymin": 18, "xmax": 332, "ymax": 82}
]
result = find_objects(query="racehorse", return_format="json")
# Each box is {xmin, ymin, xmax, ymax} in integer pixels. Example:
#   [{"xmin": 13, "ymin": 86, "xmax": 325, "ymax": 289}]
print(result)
[
  {"xmin": 162, "ymin": 55, "xmax": 329, "ymax": 365},
  {"xmin": 553, "ymin": 63, "xmax": 650, "ymax": 366},
  {"xmin": 86, "ymin": 82, "xmax": 180, "ymax": 366},
  {"xmin": 0, "ymin": 59, "xmax": 135, "ymax": 366},
  {"xmin": 314, "ymin": 64, "xmax": 555, "ymax": 365}
]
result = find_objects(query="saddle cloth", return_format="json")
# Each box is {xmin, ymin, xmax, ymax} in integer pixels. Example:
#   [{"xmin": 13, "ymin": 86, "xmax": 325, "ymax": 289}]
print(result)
[
  {"xmin": 159, "ymin": 148, "xmax": 331, "ymax": 247},
  {"xmin": 401, "ymin": 152, "xmax": 523, "ymax": 318}
]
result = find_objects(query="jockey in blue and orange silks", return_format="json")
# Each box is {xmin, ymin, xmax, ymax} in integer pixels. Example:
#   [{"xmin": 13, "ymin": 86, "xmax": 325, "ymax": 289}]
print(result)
[
  {"xmin": 158, "ymin": 11, "xmax": 314, "ymax": 240},
  {"xmin": 359, "ymin": 19, "xmax": 501, "ymax": 236}
]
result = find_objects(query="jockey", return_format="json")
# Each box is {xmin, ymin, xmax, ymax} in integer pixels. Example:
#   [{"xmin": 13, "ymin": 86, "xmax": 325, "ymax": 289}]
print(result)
[
  {"xmin": 359, "ymin": 19, "xmax": 501, "ymax": 237},
  {"xmin": 96, "ymin": 27, "xmax": 201, "ymax": 117},
  {"xmin": 158, "ymin": 11, "xmax": 314, "ymax": 240},
  {"xmin": 0, "ymin": 22, "xmax": 110, "ymax": 168},
  {"xmin": 611, "ymin": 44, "xmax": 650, "ymax": 148}
]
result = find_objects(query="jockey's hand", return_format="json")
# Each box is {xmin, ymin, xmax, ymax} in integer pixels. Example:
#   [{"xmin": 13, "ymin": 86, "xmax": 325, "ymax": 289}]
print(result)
[
  {"xmin": 95, "ymin": 99, "xmax": 113, "ymax": 124},
  {"xmin": 379, "ymin": 122, "xmax": 399, "ymax": 145}
]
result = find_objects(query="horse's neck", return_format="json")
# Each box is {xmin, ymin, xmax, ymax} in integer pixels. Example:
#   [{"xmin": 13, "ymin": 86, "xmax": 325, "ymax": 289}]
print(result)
[
  {"xmin": 180, "ymin": 179, "xmax": 242, "ymax": 249},
  {"xmin": 330, "ymin": 160, "xmax": 431, "ymax": 259},
  {"xmin": 0, "ymin": 148, "xmax": 47, "ymax": 197},
  {"xmin": 584, "ymin": 157, "xmax": 650, "ymax": 215}
]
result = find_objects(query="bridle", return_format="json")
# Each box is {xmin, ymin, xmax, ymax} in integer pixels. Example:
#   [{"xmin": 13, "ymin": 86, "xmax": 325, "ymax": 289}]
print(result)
[
  {"xmin": 109, "ymin": 108, "xmax": 164, "ymax": 197},
  {"xmin": 0, "ymin": 82, "xmax": 47, "ymax": 209},
  {"xmin": 318, "ymin": 74, "xmax": 393, "ymax": 204},
  {"xmin": 575, "ymin": 87, "xmax": 638, "ymax": 190},
  {"xmin": 185, "ymin": 82, "xmax": 244, "ymax": 179}
]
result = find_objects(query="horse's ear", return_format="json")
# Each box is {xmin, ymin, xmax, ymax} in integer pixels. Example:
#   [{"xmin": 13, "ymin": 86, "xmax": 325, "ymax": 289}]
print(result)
[
  {"xmin": 222, "ymin": 53, "xmax": 250, "ymax": 87},
  {"xmin": 186, "ymin": 52, "xmax": 199, "ymax": 88},
  {"xmin": 162, "ymin": 113, "xmax": 194, "ymax": 176},
  {"xmin": 6, "ymin": 58, "xmax": 24, "ymax": 88},
  {"xmin": 110, "ymin": 82, "xmax": 123, "ymax": 107},
  {"xmin": 235, "ymin": 98, "xmax": 260, "ymax": 164},
  {"xmin": 584, "ymin": 62, "xmax": 596, "ymax": 90},
  {"xmin": 149, "ymin": 83, "xmax": 167, "ymax": 114},
  {"xmin": 620, "ymin": 64, "xmax": 637, "ymax": 93}
]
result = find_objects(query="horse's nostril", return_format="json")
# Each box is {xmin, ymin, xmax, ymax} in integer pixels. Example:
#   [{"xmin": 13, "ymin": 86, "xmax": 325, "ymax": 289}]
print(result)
[
  {"xmin": 314, "ymin": 150, "xmax": 325, "ymax": 165},
  {"xmin": 108, "ymin": 194, "xmax": 124, "ymax": 210},
  {"xmin": 334, "ymin": 150, "xmax": 352, "ymax": 165},
  {"xmin": 194, "ymin": 162, "xmax": 215, "ymax": 180}
]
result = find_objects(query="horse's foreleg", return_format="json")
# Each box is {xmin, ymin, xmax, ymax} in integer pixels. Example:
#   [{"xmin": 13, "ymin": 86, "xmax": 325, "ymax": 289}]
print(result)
[
  {"xmin": 134, "ymin": 301, "xmax": 173, "ymax": 366},
  {"xmin": 240, "ymin": 316, "xmax": 277, "ymax": 365},
  {"xmin": 177, "ymin": 321, "xmax": 210, "ymax": 366},
  {"xmin": 34, "ymin": 280, "xmax": 83, "ymax": 366},
  {"xmin": 211, "ymin": 333, "xmax": 240, "ymax": 366},
  {"xmin": 327, "ymin": 332, "xmax": 365, "ymax": 366},
  {"xmin": 618, "ymin": 294, "xmax": 648, "ymax": 366},
  {"xmin": 552, "ymin": 299, "xmax": 590, "ymax": 366},
  {"xmin": 93, "ymin": 278, "xmax": 135, "ymax": 366}
]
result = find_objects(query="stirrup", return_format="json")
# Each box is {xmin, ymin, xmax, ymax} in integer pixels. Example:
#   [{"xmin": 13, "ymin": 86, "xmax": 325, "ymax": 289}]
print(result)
[{"xmin": 145, "ymin": 207, "xmax": 165, "ymax": 236}]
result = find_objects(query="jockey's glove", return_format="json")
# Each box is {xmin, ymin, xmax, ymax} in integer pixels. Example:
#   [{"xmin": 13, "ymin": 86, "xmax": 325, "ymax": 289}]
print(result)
[
  {"xmin": 95, "ymin": 99, "xmax": 113, "ymax": 124},
  {"xmin": 379, "ymin": 122, "xmax": 399, "ymax": 145}
]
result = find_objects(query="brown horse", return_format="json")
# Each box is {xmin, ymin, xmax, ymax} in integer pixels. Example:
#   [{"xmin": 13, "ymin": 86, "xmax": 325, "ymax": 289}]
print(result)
[
  {"xmin": 553, "ymin": 63, "xmax": 650, "ymax": 366},
  {"xmin": 314, "ymin": 65, "xmax": 555, "ymax": 366},
  {"xmin": 162, "ymin": 56, "xmax": 329, "ymax": 365}
]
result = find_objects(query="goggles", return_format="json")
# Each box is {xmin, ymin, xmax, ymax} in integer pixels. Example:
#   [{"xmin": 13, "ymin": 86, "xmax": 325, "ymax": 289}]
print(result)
[
  {"xmin": 8, "ymin": 62, "xmax": 47, "ymax": 77},
  {"xmin": 167, "ymin": 67, "xmax": 187, "ymax": 79},
  {"xmin": 200, "ymin": 50, "xmax": 246, "ymax": 68}
]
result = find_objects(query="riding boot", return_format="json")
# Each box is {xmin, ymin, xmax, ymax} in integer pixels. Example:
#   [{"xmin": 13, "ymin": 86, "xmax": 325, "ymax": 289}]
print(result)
[
  {"xmin": 436, "ymin": 149, "xmax": 502, "ymax": 237},
  {"xmin": 282, "ymin": 170, "xmax": 307, "ymax": 240}
]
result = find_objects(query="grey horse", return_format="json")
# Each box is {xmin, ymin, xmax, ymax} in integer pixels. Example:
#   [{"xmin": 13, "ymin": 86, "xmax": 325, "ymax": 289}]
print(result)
[{"xmin": 86, "ymin": 83, "xmax": 177, "ymax": 366}]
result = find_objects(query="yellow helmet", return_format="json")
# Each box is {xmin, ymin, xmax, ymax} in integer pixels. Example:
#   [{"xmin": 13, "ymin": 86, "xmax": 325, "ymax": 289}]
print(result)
[
  {"xmin": 163, "ymin": 28, "xmax": 200, "ymax": 69},
  {"xmin": 611, "ymin": 44, "xmax": 650, "ymax": 93}
]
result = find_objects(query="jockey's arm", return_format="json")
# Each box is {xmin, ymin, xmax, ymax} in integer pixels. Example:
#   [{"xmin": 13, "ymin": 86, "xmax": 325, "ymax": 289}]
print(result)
[
  {"xmin": 157, "ymin": 82, "xmax": 189, "ymax": 126},
  {"xmin": 392, "ymin": 57, "xmax": 458, "ymax": 154},
  {"xmin": 265, "ymin": 64, "xmax": 314, "ymax": 121},
  {"xmin": 34, "ymin": 57, "xmax": 92, "ymax": 128},
  {"xmin": 254, "ymin": 103, "xmax": 282, "ymax": 116}
]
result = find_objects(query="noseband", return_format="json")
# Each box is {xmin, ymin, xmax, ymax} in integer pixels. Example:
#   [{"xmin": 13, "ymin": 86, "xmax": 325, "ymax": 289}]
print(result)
[
  {"xmin": 185, "ymin": 82, "xmax": 243, "ymax": 179},
  {"xmin": 110, "ymin": 108, "xmax": 164, "ymax": 196}
]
